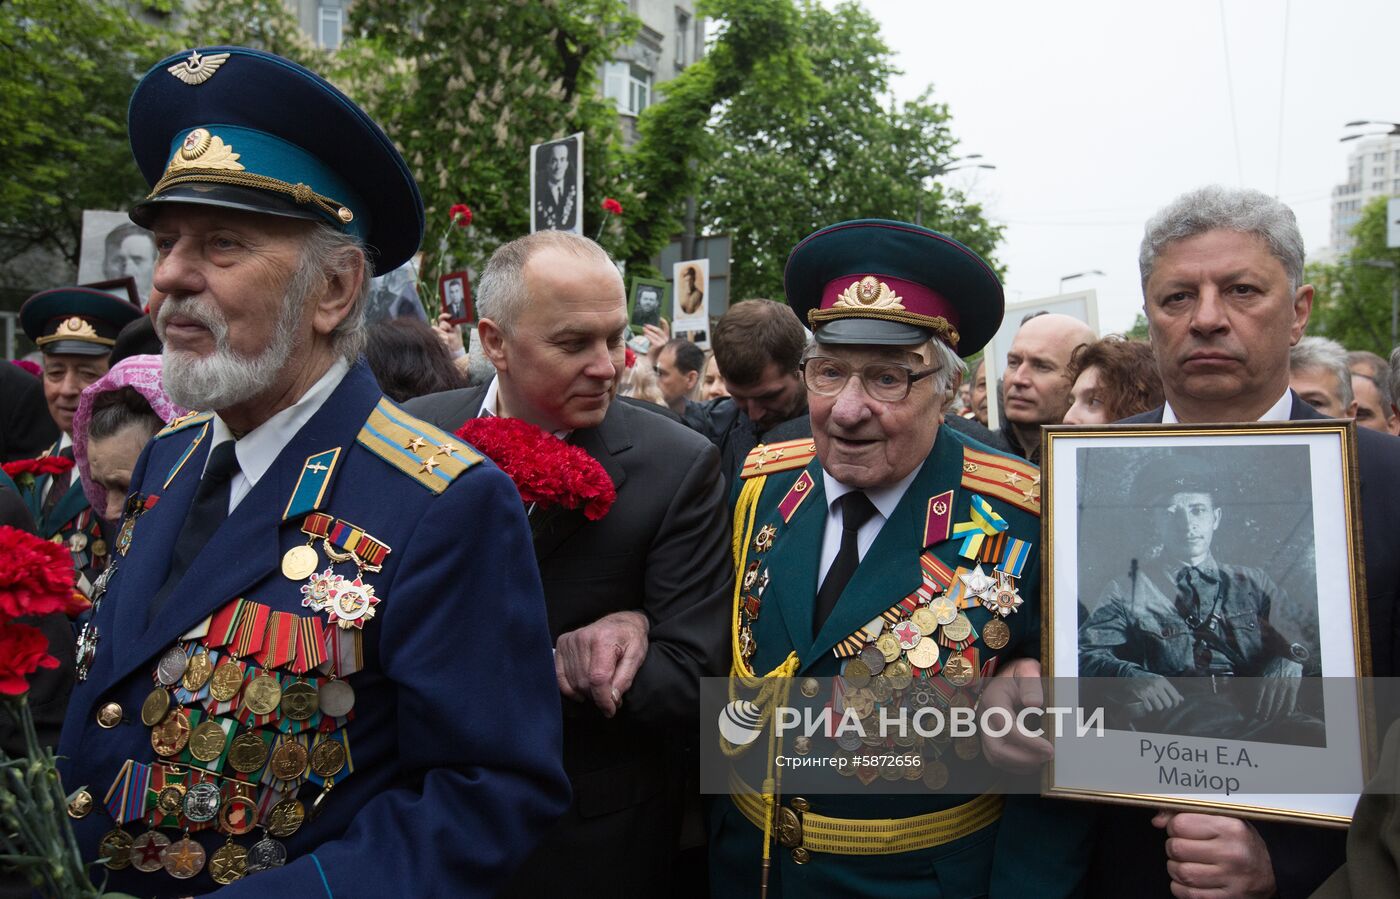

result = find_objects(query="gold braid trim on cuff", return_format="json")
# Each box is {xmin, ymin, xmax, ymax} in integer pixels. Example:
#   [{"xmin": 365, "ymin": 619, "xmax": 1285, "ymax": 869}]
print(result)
[
  {"xmin": 150, "ymin": 170, "xmax": 355, "ymax": 225},
  {"xmin": 807, "ymin": 308, "xmax": 960, "ymax": 349}
]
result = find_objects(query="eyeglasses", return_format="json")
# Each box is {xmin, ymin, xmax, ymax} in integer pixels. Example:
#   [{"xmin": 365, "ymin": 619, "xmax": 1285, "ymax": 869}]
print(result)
[{"xmin": 800, "ymin": 356, "xmax": 940, "ymax": 403}]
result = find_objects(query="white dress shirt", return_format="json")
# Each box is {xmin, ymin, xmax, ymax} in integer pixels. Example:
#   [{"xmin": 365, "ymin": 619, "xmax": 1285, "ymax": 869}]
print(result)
[
  {"xmin": 817, "ymin": 466, "xmax": 921, "ymax": 586},
  {"xmin": 205, "ymin": 358, "xmax": 349, "ymax": 513},
  {"xmin": 1162, "ymin": 389, "xmax": 1292, "ymax": 424}
]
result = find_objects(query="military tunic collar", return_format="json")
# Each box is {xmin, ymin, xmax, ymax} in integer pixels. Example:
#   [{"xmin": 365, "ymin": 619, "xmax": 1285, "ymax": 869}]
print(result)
[{"xmin": 206, "ymin": 357, "xmax": 348, "ymax": 510}]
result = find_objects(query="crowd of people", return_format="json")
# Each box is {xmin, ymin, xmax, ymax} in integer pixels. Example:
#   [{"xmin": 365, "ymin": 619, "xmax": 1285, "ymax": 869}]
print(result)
[{"xmin": 2, "ymin": 45, "xmax": 1398, "ymax": 899}]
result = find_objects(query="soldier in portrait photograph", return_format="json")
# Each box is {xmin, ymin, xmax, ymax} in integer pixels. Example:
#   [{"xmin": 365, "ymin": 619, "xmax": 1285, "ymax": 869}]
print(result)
[
  {"xmin": 631, "ymin": 282, "xmax": 662, "ymax": 330},
  {"xmin": 531, "ymin": 135, "xmax": 581, "ymax": 233},
  {"xmin": 679, "ymin": 263, "xmax": 704, "ymax": 314},
  {"xmin": 1078, "ymin": 451, "xmax": 1324, "ymax": 746}
]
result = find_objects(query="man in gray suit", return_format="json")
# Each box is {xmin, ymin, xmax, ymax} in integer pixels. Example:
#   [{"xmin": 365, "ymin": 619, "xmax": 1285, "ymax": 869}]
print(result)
[{"xmin": 406, "ymin": 230, "xmax": 731, "ymax": 897}]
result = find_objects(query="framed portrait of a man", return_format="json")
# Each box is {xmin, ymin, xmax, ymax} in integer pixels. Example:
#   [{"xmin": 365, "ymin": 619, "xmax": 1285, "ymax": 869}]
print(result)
[
  {"xmin": 529, "ymin": 133, "xmax": 583, "ymax": 234},
  {"xmin": 438, "ymin": 271, "xmax": 473, "ymax": 325},
  {"xmin": 1041, "ymin": 421, "xmax": 1372, "ymax": 826},
  {"xmin": 628, "ymin": 277, "xmax": 667, "ymax": 334},
  {"xmin": 671, "ymin": 258, "xmax": 709, "ymax": 348},
  {"xmin": 78, "ymin": 210, "xmax": 157, "ymax": 306}
]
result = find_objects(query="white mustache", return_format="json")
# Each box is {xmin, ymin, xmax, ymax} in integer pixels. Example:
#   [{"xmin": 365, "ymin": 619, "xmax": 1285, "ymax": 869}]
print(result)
[{"xmin": 157, "ymin": 296, "xmax": 229, "ymax": 347}]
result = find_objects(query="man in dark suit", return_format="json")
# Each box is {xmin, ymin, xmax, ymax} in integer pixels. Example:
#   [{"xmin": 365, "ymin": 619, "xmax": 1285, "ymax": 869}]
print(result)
[
  {"xmin": 0, "ymin": 361, "xmax": 58, "ymax": 462},
  {"xmin": 983, "ymin": 185, "xmax": 1400, "ymax": 899},
  {"xmin": 405, "ymin": 229, "xmax": 732, "ymax": 897}
]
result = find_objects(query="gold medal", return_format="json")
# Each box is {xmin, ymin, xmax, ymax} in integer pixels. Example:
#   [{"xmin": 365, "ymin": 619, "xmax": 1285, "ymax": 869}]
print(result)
[
  {"xmin": 219, "ymin": 794, "xmax": 258, "ymax": 835},
  {"xmin": 209, "ymin": 659, "xmax": 244, "ymax": 702},
  {"xmin": 869, "ymin": 675, "xmax": 893, "ymax": 704},
  {"xmin": 267, "ymin": 797, "xmax": 306, "ymax": 837},
  {"xmin": 280, "ymin": 681, "xmax": 319, "ymax": 721},
  {"xmin": 876, "ymin": 632, "xmax": 901, "ymax": 662},
  {"xmin": 311, "ymin": 739, "xmax": 347, "ymax": 778},
  {"xmin": 98, "ymin": 828, "xmax": 133, "ymax": 870},
  {"xmin": 156, "ymin": 783, "xmax": 187, "ymax": 817},
  {"xmin": 884, "ymin": 659, "xmax": 913, "ymax": 690},
  {"xmin": 942, "ymin": 613, "xmax": 973, "ymax": 644},
  {"xmin": 910, "ymin": 608, "xmax": 939, "ymax": 634},
  {"xmin": 92, "ymin": 539, "xmax": 108, "ymax": 557},
  {"xmin": 163, "ymin": 836, "xmax": 206, "ymax": 879},
  {"xmin": 151, "ymin": 710, "xmax": 191, "ymax": 756},
  {"xmin": 799, "ymin": 677, "xmax": 820, "ymax": 698},
  {"xmin": 954, "ymin": 735, "xmax": 980, "ymax": 760},
  {"xmin": 228, "ymin": 732, "xmax": 270, "ymax": 774},
  {"xmin": 270, "ymin": 740, "xmax": 309, "ymax": 780},
  {"xmin": 140, "ymin": 687, "xmax": 171, "ymax": 726},
  {"xmin": 982, "ymin": 618, "xmax": 1011, "ymax": 650},
  {"xmin": 880, "ymin": 758, "xmax": 903, "ymax": 782},
  {"xmin": 182, "ymin": 648, "xmax": 213, "ymax": 691},
  {"xmin": 209, "ymin": 840, "xmax": 248, "ymax": 885},
  {"xmin": 922, "ymin": 758, "xmax": 949, "ymax": 790},
  {"xmin": 242, "ymin": 673, "xmax": 282, "ymax": 716},
  {"xmin": 845, "ymin": 687, "xmax": 876, "ymax": 719},
  {"xmin": 903, "ymin": 756, "xmax": 923, "ymax": 781},
  {"xmin": 929, "ymin": 595, "xmax": 958, "ymax": 625},
  {"xmin": 943, "ymin": 654, "xmax": 975, "ymax": 687},
  {"xmin": 281, "ymin": 544, "xmax": 319, "ymax": 581},
  {"xmin": 841, "ymin": 659, "xmax": 871, "ymax": 688},
  {"xmin": 906, "ymin": 639, "xmax": 941, "ymax": 671},
  {"xmin": 189, "ymin": 720, "xmax": 228, "ymax": 762},
  {"xmin": 67, "ymin": 789, "xmax": 93, "ymax": 818}
]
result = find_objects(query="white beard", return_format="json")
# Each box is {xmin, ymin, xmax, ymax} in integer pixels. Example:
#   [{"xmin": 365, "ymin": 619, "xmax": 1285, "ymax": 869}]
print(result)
[{"xmin": 157, "ymin": 290, "xmax": 302, "ymax": 413}]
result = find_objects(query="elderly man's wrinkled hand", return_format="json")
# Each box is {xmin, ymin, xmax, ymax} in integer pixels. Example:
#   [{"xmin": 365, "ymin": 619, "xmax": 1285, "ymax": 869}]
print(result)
[
  {"xmin": 1153, "ymin": 810, "xmax": 1276, "ymax": 899},
  {"xmin": 978, "ymin": 657, "xmax": 1054, "ymax": 773},
  {"xmin": 1254, "ymin": 657, "xmax": 1302, "ymax": 720},
  {"xmin": 554, "ymin": 610, "xmax": 650, "ymax": 718}
]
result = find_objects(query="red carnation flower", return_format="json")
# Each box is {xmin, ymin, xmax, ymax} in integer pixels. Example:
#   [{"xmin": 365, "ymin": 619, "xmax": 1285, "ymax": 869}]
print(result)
[
  {"xmin": 456, "ymin": 418, "xmax": 617, "ymax": 520},
  {"xmin": 624, "ymin": 346, "xmax": 637, "ymax": 369},
  {"xmin": 0, "ymin": 526, "xmax": 79, "ymax": 620},
  {"xmin": 2, "ymin": 457, "xmax": 75, "ymax": 480},
  {"xmin": 0, "ymin": 619, "xmax": 60, "ymax": 696},
  {"xmin": 449, "ymin": 203, "xmax": 473, "ymax": 228},
  {"xmin": 601, "ymin": 197, "xmax": 623, "ymax": 216}
]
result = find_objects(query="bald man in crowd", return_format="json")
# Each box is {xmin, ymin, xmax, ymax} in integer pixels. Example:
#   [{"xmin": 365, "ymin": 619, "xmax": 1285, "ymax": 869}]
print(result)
[{"xmin": 1000, "ymin": 312, "xmax": 1096, "ymax": 462}]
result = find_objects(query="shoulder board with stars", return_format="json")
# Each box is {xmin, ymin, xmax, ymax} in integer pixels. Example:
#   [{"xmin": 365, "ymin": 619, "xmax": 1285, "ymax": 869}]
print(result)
[
  {"xmin": 740, "ymin": 438, "xmax": 817, "ymax": 479},
  {"xmin": 356, "ymin": 399, "xmax": 482, "ymax": 494},
  {"xmin": 154, "ymin": 410, "xmax": 214, "ymax": 439},
  {"xmin": 960, "ymin": 447, "xmax": 1041, "ymax": 516}
]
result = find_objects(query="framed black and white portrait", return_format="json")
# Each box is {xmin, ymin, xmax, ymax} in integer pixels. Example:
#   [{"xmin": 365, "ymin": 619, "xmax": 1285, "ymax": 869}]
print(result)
[
  {"xmin": 628, "ymin": 277, "xmax": 667, "ymax": 334},
  {"xmin": 671, "ymin": 258, "xmax": 709, "ymax": 349},
  {"xmin": 438, "ymin": 271, "xmax": 473, "ymax": 325},
  {"xmin": 529, "ymin": 133, "xmax": 583, "ymax": 234},
  {"xmin": 78, "ymin": 210, "xmax": 157, "ymax": 306},
  {"xmin": 1041, "ymin": 421, "xmax": 1372, "ymax": 826}
]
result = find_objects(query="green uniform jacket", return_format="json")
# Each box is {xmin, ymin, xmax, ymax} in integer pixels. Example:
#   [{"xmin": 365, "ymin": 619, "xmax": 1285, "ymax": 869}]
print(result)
[{"xmin": 709, "ymin": 425, "xmax": 1094, "ymax": 898}]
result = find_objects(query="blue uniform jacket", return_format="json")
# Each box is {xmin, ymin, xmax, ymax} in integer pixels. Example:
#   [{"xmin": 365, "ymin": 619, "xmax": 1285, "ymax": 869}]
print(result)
[{"xmin": 56, "ymin": 362, "xmax": 570, "ymax": 897}]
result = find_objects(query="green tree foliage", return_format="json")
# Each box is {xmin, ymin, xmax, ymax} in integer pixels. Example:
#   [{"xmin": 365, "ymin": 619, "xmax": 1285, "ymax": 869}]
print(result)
[
  {"xmin": 1125, "ymin": 312, "xmax": 1150, "ymax": 341},
  {"xmin": 177, "ymin": 0, "xmax": 328, "ymax": 70},
  {"xmin": 344, "ymin": 0, "xmax": 639, "ymax": 275},
  {"xmin": 1308, "ymin": 197, "xmax": 1400, "ymax": 355},
  {"xmin": 0, "ymin": 0, "xmax": 176, "ymax": 267},
  {"xmin": 686, "ymin": 0, "xmax": 1004, "ymax": 302}
]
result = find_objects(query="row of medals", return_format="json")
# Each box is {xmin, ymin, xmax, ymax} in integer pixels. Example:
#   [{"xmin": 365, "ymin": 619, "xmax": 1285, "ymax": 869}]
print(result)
[
  {"xmin": 794, "ymin": 593, "xmax": 1014, "ymax": 791},
  {"xmin": 94, "ymin": 638, "xmax": 356, "ymax": 883}
]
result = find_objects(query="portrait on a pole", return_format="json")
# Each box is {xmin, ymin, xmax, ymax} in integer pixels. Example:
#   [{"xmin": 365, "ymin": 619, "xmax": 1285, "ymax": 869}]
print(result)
[
  {"xmin": 1041, "ymin": 421, "xmax": 1372, "ymax": 826},
  {"xmin": 529, "ymin": 133, "xmax": 583, "ymax": 234},
  {"xmin": 77, "ymin": 210, "xmax": 156, "ymax": 307}
]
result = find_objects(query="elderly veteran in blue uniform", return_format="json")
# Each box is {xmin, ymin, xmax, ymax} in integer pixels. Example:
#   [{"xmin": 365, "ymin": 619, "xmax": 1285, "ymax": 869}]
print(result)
[
  {"xmin": 18, "ymin": 288, "xmax": 141, "ymax": 581},
  {"xmin": 55, "ymin": 47, "xmax": 569, "ymax": 895},
  {"xmin": 709, "ymin": 219, "xmax": 1090, "ymax": 897}
]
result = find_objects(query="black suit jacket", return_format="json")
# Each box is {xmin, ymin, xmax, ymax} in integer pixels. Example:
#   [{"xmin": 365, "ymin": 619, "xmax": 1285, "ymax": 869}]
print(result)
[
  {"xmin": 404, "ymin": 386, "xmax": 732, "ymax": 894},
  {"xmin": 1088, "ymin": 393, "xmax": 1400, "ymax": 899},
  {"xmin": 0, "ymin": 363, "xmax": 58, "ymax": 463}
]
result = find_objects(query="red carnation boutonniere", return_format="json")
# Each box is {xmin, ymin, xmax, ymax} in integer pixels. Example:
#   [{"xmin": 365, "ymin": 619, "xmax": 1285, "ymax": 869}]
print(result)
[
  {"xmin": 2, "ymin": 456, "xmax": 75, "ymax": 492},
  {"xmin": 456, "ymin": 418, "xmax": 617, "ymax": 521}
]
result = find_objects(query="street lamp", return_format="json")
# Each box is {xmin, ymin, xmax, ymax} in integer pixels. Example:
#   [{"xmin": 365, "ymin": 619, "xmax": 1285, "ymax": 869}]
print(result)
[
  {"xmin": 1058, "ymin": 269, "xmax": 1104, "ymax": 293},
  {"xmin": 1340, "ymin": 120, "xmax": 1400, "ymax": 142},
  {"xmin": 914, "ymin": 155, "xmax": 996, "ymax": 226}
]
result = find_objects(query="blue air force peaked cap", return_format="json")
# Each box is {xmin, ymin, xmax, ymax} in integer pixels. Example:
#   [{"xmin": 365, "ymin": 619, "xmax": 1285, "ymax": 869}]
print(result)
[
  {"xmin": 21, "ymin": 289, "xmax": 143, "ymax": 357},
  {"xmin": 784, "ymin": 219, "xmax": 1004, "ymax": 355},
  {"xmin": 128, "ymin": 46, "xmax": 423, "ymax": 275}
]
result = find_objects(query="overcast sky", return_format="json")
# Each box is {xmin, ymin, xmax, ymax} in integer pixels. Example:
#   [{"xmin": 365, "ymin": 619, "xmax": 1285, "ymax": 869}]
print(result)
[{"xmin": 858, "ymin": 0, "xmax": 1400, "ymax": 335}]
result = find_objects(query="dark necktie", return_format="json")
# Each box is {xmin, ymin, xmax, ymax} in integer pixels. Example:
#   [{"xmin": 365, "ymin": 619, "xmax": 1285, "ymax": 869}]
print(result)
[
  {"xmin": 41, "ymin": 445, "xmax": 74, "ymax": 522},
  {"xmin": 147, "ymin": 440, "xmax": 240, "ymax": 623},
  {"xmin": 814, "ymin": 491, "xmax": 878, "ymax": 633}
]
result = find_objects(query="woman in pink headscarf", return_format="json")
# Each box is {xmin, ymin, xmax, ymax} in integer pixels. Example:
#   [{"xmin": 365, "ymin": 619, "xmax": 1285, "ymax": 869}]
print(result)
[{"xmin": 72, "ymin": 354, "xmax": 186, "ymax": 523}]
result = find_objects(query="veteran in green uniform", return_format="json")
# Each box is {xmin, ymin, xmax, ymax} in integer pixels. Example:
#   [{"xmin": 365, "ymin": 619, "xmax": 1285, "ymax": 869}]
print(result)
[
  {"xmin": 709, "ymin": 219, "xmax": 1089, "ymax": 897},
  {"xmin": 17, "ymin": 288, "xmax": 142, "ymax": 583}
]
